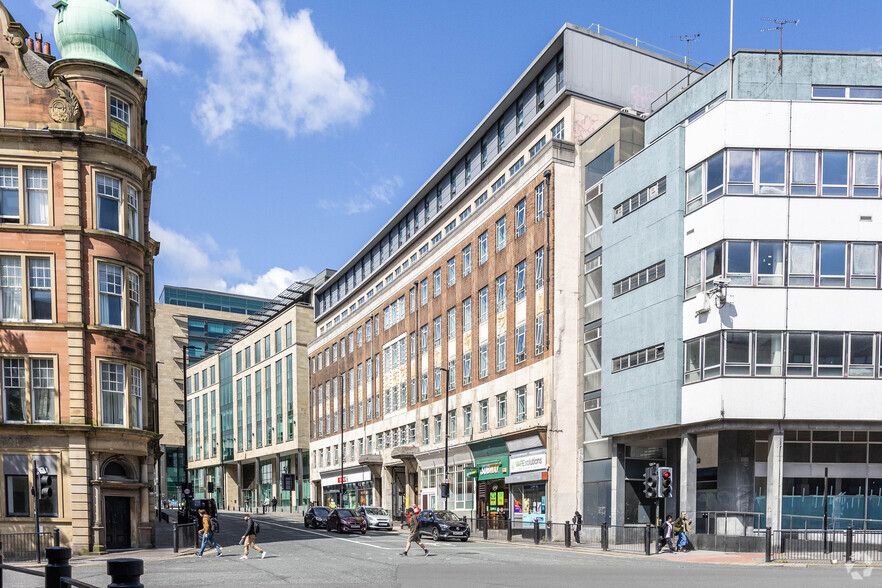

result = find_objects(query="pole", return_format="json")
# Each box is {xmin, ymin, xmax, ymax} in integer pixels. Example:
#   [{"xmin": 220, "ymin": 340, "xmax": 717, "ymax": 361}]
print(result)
[
  {"xmin": 823, "ymin": 466, "xmax": 829, "ymax": 553},
  {"xmin": 728, "ymin": 0, "xmax": 734, "ymax": 98},
  {"xmin": 340, "ymin": 378, "xmax": 344, "ymax": 508},
  {"xmin": 183, "ymin": 346, "xmax": 189, "ymax": 489},
  {"xmin": 33, "ymin": 460, "xmax": 40, "ymax": 564},
  {"xmin": 442, "ymin": 368, "xmax": 450, "ymax": 511},
  {"xmin": 155, "ymin": 361, "xmax": 163, "ymax": 513}
]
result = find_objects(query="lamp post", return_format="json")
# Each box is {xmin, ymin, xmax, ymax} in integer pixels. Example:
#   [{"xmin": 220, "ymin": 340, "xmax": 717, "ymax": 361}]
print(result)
[
  {"xmin": 181, "ymin": 345, "xmax": 198, "ymax": 494},
  {"xmin": 155, "ymin": 360, "xmax": 163, "ymax": 511},
  {"xmin": 437, "ymin": 367, "xmax": 450, "ymax": 510}
]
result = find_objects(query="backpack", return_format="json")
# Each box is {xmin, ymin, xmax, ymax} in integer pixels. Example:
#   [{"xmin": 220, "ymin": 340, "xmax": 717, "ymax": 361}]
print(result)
[
  {"xmin": 254, "ymin": 522, "xmax": 260, "ymax": 535},
  {"xmin": 210, "ymin": 517, "xmax": 220, "ymax": 533}
]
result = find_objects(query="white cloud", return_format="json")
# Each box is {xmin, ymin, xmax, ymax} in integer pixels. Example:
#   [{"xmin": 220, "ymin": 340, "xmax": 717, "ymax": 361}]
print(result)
[
  {"xmin": 125, "ymin": 0, "xmax": 372, "ymax": 142},
  {"xmin": 139, "ymin": 50, "xmax": 185, "ymax": 75},
  {"xmin": 152, "ymin": 221, "xmax": 313, "ymax": 299},
  {"xmin": 319, "ymin": 175, "xmax": 403, "ymax": 215},
  {"xmin": 229, "ymin": 266, "xmax": 315, "ymax": 299}
]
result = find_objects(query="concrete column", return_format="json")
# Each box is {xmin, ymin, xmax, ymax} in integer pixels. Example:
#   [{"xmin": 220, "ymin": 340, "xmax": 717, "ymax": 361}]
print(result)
[
  {"xmin": 296, "ymin": 451, "xmax": 305, "ymax": 508},
  {"xmin": 679, "ymin": 434, "xmax": 697, "ymax": 518},
  {"xmin": 255, "ymin": 458, "xmax": 261, "ymax": 511},
  {"xmin": 381, "ymin": 466, "xmax": 393, "ymax": 511},
  {"xmin": 609, "ymin": 443, "xmax": 626, "ymax": 526},
  {"xmin": 404, "ymin": 463, "xmax": 416, "ymax": 511},
  {"xmin": 273, "ymin": 454, "xmax": 281, "ymax": 505},
  {"xmin": 766, "ymin": 430, "xmax": 784, "ymax": 533},
  {"xmin": 236, "ymin": 461, "xmax": 243, "ymax": 509}
]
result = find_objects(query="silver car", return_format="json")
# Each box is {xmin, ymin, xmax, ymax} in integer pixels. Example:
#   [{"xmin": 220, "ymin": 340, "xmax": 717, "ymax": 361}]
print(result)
[{"xmin": 356, "ymin": 506, "xmax": 393, "ymax": 530}]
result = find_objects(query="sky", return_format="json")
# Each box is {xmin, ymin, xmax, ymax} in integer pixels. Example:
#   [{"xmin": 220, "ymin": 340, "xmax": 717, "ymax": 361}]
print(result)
[{"xmin": 15, "ymin": 0, "xmax": 882, "ymax": 299}]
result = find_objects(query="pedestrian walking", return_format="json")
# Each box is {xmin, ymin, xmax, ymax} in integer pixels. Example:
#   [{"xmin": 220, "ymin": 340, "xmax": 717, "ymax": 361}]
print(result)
[
  {"xmin": 195, "ymin": 508, "xmax": 222, "ymax": 557},
  {"xmin": 656, "ymin": 515, "xmax": 676, "ymax": 553},
  {"xmin": 572, "ymin": 511, "xmax": 583, "ymax": 544},
  {"xmin": 673, "ymin": 511, "xmax": 692, "ymax": 552},
  {"xmin": 272, "ymin": 496, "xmax": 277, "ymax": 512},
  {"xmin": 263, "ymin": 496, "xmax": 269, "ymax": 514},
  {"xmin": 239, "ymin": 514, "xmax": 266, "ymax": 560},
  {"xmin": 399, "ymin": 507, "xmax": 428, "ymax": 557}
]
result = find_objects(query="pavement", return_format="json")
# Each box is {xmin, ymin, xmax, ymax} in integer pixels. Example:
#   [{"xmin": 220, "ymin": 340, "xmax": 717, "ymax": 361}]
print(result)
[{"xmin": 6, "ymin": 509, "xmax": 877, "ymax": 586}]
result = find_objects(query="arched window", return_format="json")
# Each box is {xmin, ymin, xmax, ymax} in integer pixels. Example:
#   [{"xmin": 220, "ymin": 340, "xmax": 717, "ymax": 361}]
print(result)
[{"xmin": 103, "ymin": 460, "xmax": 129, "ymax": 478}]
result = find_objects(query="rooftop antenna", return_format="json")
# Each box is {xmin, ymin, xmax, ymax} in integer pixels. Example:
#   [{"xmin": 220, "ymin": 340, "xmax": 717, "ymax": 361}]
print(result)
[
  {"xmin": 673, "ymin": 33, "xmax": 701, "ymax": 84},
  {"xmin": 760, "ymin": 17, "xmax": 799, "ymax": 72},
  {"xmin": 673, "ymin": 34, "xmax": 700, "ymax": 65}
]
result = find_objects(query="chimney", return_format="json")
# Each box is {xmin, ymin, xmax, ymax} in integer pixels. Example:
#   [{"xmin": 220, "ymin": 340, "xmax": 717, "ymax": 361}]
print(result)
[
  {"xmin": 26, "ymin": 37, "xmax": 34, "ymax": 51},
  {"xmin": 43, "ymin": 42, "xmax": 51, "ymax": 55}
]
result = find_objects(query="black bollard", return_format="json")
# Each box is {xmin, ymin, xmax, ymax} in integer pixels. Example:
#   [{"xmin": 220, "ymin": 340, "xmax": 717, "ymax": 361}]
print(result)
[
  {"xmin": 44, "ymin": 546, "xmax": 71, "ymax": 588},
  {"xmin": 53, "ymin": 528, "xmax": 60, "ymax": 547},
  {"xmin": 533, "ymin": 520, "xmax": 540, "ymax": 545},
  {"xmin": 107, "ymin": 558, "xmax": 144, "ymax": 588},
  {"xmin": 564, "ymin": 521, "xmax": 571, "ymax": 547}
]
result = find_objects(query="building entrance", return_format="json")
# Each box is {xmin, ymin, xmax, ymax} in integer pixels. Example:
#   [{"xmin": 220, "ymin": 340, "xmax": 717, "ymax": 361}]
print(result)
[{"xmin": 105, "ymin": 496, "xmax": 131, "ymax": 550}]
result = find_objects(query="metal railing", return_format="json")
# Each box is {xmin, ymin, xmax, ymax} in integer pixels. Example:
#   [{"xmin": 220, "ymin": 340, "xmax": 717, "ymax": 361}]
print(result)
[
  {"xmin": 695, "ymin": 511, "xmax": 764, "ymax": 536},
  {"xmin": 0, "ymin": 531, "xmax": 55, "ymax": 562},
  {"xmin": 772, "ymin": 528, "xmax": 882, "ymax": 563}
]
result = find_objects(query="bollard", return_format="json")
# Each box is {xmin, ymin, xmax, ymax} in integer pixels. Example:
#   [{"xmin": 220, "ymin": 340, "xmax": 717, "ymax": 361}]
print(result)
[
  {"xmin": 53, "ymin": 528, "xmax": 60, "ymax": 547},
  {"xmin": 44, "ymin": 546, "xmax": 72, "ymax": 588},
  {"xmin": 765, "ymin": 527, "xmax": 772, "ymax": 563},
  {"xmin": 533, "ymin": 520, "xmax": 540, "ymax": 545},
  {"xmin": 564, "ymin": 521, "xmax": 571, "ymax": 548},
  {"xmin": 482, "ymin": 519, "xmax": 488, "ymax": 541},
  {"xmin": 506, "ymin": 518, "xmax": 512, "ymax": 542},
  {"xmin": 107, "ymin": 558, "xmax": 144, "ymax": 588},
  {"xmin": 846, "ymin": 526, "xmax": 854, "ymax": 563},
  {"xmin": 644, "ymin": 525, "xmax": 652, "ymax": 556},
  {"xmin": 173, "ymin": 522, "xmax": 179, "ymax": 553},
  {"xmin": 601, "ymin": 523, "xmax": 609, "ymax": 551}
]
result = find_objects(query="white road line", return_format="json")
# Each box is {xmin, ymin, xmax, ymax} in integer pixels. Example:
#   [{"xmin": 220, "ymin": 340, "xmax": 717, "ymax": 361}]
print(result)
[{"xmin": 255, "ymin": 518, "xmax": 393, "ymax": 549}]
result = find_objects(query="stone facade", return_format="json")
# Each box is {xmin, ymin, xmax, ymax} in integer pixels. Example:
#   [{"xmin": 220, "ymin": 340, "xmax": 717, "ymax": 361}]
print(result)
[{"xmin": 0, "ymin": 3, "xmax": 158, "ymax": 553}]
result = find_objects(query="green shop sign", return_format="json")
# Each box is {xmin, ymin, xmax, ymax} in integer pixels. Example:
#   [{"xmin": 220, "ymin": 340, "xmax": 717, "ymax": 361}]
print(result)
[{"xmin": 474, "ymin": 457, "xmax": 509, "ymax": 481}]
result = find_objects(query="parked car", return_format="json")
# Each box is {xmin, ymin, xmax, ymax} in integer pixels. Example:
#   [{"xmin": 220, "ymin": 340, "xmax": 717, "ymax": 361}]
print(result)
[
  {"xmin": 356, "ymin": 506, "xmax": 393, "ymax": 530},
  {"xmin": 304, "ymin": 506, "xmax": 331, "ymax": 529},
  {"xmin": 418, "ymin": 510, "xmax": 470, "ymax": 542},
  {"xmin": 180, "ymin": 497, "xmax": 216, "ymax": 523},
  {"xmin": 327, "ymin": 508, "xmax": 367, "ymax": 534}
]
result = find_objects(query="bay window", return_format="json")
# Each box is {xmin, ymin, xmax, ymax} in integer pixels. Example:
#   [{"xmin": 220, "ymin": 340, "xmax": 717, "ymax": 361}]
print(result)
[
  {"xmin": 109, "ymin": 96, "xmax": 131, "ymax": 145},
  {"xmin": 100, "ymin": 362, "xmax": 126, "ymax": 425},
  {"xmin": 98, "ymin": 262, "xmax": 124, "ymax": 327},
  {"xmin": 126, "ymin": 186, "xmax": 139, "ymax": 241},
  {"xmin": 95, "ymin": 173, "xmax": 141, "ymax": 240}
]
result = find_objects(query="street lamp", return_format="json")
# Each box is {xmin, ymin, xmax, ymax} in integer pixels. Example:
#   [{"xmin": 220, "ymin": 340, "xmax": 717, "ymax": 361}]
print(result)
[
  {"xmin": 340, "ymin": 382, "xmax": 345, "ymax": 508},
  {"xmin": 154, "ymin": 360, "xmax": 163, "ymax": 512},
  {"xmin": 436, "ymin": 366, "xmax": 450, "ymax": 511},
  {"xmin": 181, "ymin": 344, "xmax": 198, "ymax": 494}
]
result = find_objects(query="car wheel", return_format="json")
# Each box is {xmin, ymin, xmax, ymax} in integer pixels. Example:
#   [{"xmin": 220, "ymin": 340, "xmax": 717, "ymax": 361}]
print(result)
[
  {"xmin": 432, "ymin": 528, "xmax": 440, "ymax": 542},
  {"xmin": 460, "ymin": 538, "xmax": 468, "ymax": 542}
]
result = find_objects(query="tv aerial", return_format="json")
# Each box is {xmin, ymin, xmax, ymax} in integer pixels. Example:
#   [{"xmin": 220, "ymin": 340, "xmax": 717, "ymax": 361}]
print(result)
[{"xmin": 761, "ymin": 18, "xmax": 799, "ymax": 72}]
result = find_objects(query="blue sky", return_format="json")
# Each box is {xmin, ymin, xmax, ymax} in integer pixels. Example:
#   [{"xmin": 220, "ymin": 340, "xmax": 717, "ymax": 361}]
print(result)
[{"xmin": 17, "ymin": 0, "xmax": 882, "ymax": 299}]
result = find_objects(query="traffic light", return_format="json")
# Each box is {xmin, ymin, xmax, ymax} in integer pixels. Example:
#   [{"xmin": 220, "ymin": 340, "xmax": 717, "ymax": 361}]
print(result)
[
  {"xmin": 38, "ymin": 473, "xmax": 52, "ymax": 499},
  {"xmin": 659, "ymin": 467, "xmax": 674, "ymax": 499},
  {"xmin": 643, "ymin": 464, "xmax": 658, "ymax": 499},
  {"xmin": 440, "ymin": 483, "xmax": 450, "ymax": 499}
]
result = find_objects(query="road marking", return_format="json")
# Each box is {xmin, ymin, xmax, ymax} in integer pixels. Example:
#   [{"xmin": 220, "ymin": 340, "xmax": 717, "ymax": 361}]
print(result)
[{"xmin": 255, "ymin": 518, "xmax": 394, "ymax": 549}]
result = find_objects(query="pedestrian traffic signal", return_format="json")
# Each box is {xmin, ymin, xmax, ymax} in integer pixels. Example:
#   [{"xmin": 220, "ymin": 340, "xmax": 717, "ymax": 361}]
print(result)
[
  {"xmin": 659, "ymin": 467, "xmax": 674, "ymax": 499},
  {"xmin": 38, "ymin": 473, "xmax": 52, "ymax": 499},
  {"xmin": 440, "ymin": 483, "xmax": 450, "ymax": 499},
  {"xmin": 643, "ymin": 464, "xmax": 658, "ymax": 499}
]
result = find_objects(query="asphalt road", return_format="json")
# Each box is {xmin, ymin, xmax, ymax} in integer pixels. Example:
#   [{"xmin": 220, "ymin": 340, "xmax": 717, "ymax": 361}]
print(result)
[{"xmin": 9, "ymin": 511, "xmax": 875, "ymax": 587}]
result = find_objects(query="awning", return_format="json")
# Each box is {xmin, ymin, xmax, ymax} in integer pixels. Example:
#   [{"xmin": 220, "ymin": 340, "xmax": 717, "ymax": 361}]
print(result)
[
  {"xmin": 505, "ymin": 470, "xmax": 548, "ymax": 485},
  {"xmin": 469, "ymin": 438, "xmax": 509, "ymax": 481},
  {"xmin": 505, "ymin": 435, "xmax": 543, "ymax": 453},
  {"xmin": 415, "ymin": 444, "xmax": 474, "ymax": 470}
]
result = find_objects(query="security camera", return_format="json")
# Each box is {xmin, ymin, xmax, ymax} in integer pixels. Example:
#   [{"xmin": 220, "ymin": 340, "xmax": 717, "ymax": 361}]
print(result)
[{"xmin": 712, "ymin": 278, "xmax": 730, "ymax": 289}]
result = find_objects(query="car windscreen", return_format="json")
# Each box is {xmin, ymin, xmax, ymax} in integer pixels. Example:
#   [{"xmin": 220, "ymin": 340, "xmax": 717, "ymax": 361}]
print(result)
[
  {"xmin": 336, "ymin": 509, "xmax": 355, "ymax": 517},
  {"xmin": 313, "ymin": 508, "xmax": 330, "ymax": 515},
  {"xmin": 435, "ymin": 511, "xmax": 461, "ymax": 522},
  {"xmin": 364, "ymin": 507, "xmax": 388, "ymax": 516}
]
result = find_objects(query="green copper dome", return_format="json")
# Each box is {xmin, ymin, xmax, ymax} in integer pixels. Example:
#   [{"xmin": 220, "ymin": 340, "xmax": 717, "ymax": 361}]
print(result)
[{"xmin": 52, "ymin": 0, "xmax": 139, "ymax": 76}]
